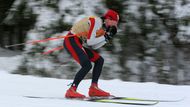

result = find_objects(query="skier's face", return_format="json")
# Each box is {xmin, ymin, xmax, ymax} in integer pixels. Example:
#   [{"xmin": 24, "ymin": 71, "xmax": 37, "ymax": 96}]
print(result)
[{"xmin": 105, "ymin": 19, "xmax": 118, "ymax": 28}]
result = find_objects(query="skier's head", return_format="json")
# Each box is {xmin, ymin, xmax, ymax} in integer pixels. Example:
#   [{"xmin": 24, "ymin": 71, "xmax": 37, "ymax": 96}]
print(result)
[{"xmin": 103, "ymin": 9, "xmax": 119, "ymax": 28}]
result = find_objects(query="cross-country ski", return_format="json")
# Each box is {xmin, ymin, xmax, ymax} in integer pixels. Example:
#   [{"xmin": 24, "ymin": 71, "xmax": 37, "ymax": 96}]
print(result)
[{"xmin": 24, "ymin": 96, "xmax": 159, "ymax": 106}]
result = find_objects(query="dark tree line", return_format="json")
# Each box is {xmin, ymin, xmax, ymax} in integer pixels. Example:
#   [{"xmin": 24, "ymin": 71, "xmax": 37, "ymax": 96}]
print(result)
[{"xmin": 0, "ymin": 0, "xmax": 36, "ymax": 50}]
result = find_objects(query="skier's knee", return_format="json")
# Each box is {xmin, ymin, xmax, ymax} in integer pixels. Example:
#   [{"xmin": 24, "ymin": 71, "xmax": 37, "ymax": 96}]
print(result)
[
  {"xmin": 95, "ymin": 56, "xmax": 104, "ymax": 64},
  {"xmin": 82, "ymin": 60, "xmax": 92, "ymax": 71}
]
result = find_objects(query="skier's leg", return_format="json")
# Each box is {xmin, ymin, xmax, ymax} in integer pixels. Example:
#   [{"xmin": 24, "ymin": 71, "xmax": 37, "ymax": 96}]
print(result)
[
  {"xmin": 65, "ymin": 59, "xmax": 91, "ymax": 98},
  {"xmin": 83, "ymin": 47, "xmax": 110, "ymax": 97},
  {"xmin": 72, "ymin": 60, "xmax": 92, "ymax": 87},
  {"xmin": 91, "ymin": 56, "xmax": 104, "ymax": 83},
  {"xmin": 64, "ymin": 36, "xmax": 92, "ymax": 88},
  {"xmin": 64, "ymin": 36, "xmax": 94, "ymax": 98},
  {"xmin": 83, "ymin": 47, "xmax": 103, "ymax": 83}
]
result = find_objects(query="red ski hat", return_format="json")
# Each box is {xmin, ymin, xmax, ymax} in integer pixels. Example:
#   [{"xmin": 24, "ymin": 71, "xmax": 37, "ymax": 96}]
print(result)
[{"xmin": 104, "ymin": 9, "xmax": 119, "ymax": 22}]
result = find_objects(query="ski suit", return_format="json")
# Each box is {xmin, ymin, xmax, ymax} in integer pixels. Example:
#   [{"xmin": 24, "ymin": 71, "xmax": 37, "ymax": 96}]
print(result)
[{"xmin": 63, "ymin": 16, "xmax": 107, "ymax": 87}]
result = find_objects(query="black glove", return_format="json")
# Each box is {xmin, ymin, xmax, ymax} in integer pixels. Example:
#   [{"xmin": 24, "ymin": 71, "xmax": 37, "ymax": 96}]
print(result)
[
  {"xmin": 104, "ymin": 26, "xmax": 117, "ymax": 42},
  {"xmin": 108, "ymin": 26, "xmax": 117, "ymax": 35}
]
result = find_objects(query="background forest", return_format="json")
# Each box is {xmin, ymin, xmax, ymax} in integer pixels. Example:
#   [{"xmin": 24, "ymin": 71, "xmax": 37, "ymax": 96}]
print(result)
[{"xmin": 1, "ymin": 0, "xmax": 190, "ymax": 85}]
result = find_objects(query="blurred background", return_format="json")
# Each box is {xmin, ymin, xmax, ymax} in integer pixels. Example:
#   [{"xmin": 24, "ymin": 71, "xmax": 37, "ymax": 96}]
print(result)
[{"xmin": 1, "ymin": 0, "xmax": 190, "ymax": 85}]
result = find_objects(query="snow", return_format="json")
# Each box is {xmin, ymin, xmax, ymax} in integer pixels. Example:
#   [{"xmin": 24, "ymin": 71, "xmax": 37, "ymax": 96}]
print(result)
[
  {"xmin": 58, "ymin": 0, "xmax": 105, "ymax": 24},
  {"xmin": 0, "ymin": 54, "xmax": 22, "ymax": 73},
  {"xmin": 0, "ymin": 72, "xmax": 190, "ymax": 107},
  {"xmin": 0, "ymin": 48, "xmax": 22, "ymax": 73},
  {"xmin": 35, "ymin": 7, "xmax": 61, "ymax": 29},
  {"xmin": 126, "ymin": 60, "xmax": 141, "ymax": 74},
  {"xmin": 175, "ymin": 1, "xmax": 190, "ymax": 18},
  {"xmin": 0, "ymin": 56, "xmax": 190, "ymax": 107}
]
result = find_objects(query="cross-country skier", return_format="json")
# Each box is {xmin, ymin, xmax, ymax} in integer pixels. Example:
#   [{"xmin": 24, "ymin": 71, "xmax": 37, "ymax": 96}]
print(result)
[{"xmin": 64, "ymin": 9, "xmax": 119, "ymax": 98}]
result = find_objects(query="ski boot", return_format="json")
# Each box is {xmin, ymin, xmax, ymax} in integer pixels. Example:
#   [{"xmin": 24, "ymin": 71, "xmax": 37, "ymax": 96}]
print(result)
[
  {"xmin": 88, "ymin": 83, "xmax": 111, "ymax": 97},
  {"xmin": 65, "ymin": 86, "xmax": 86, "ymax": 98}
]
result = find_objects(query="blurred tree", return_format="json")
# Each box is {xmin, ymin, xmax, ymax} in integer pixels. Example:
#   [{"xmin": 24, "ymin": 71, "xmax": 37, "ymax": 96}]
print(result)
[
  {"xmin": 0, "ymin": 0, "xmax": 37, "ymax": 50},
  {"xmin": 15, "ymin": 0, "xmax": 73, "ymax": 78},
  {"xmin": 0, "ymin": 0, "xmax": 15, "ymax": 47},
  {"xmin": 8, "ymin": 0, "xmax": 190, "ymax": 84},
  {"xmin": 104, "ymin": 0, "xmax": 190, "ymax": 84},
  {"xmin": 0, "ymin": 0, "xmax": 15, "ymax": 23}
]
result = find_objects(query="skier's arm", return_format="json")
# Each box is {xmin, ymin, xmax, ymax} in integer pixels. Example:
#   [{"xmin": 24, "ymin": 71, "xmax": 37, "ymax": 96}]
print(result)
[
  {"xmin": 104, "ymin": 26, "xmax": 117, "ymax": 42},
  {"xmin": 86, "ymin": 17, "xmax": 106, "ymax": 46},
  {"xmin": 91, "ymin": 26, "xmax": 118, "ymax": 49},
  {"xmin": 91, "ymin": 41, "xmax": 107, "ymax": 49}
]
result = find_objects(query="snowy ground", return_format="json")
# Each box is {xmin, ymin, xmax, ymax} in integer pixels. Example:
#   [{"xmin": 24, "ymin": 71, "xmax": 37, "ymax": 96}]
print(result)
[
  {"xmin": 0, "ymin": 56, "xmax": 22, "ymax": 73},
  {"xmin": 0, "ymin": 55, "xmax": 190, "ymax": 107},
  {"xmin": 0, "ymin": 48, "xmax": 21, "ymax": 57},
  {"xmin": 0, "ymin": 72, "xmax": 190, "ymax": 107}
]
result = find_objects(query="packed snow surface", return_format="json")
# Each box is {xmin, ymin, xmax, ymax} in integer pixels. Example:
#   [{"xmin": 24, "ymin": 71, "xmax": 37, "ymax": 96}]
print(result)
[{"xmin": 0, "ymin": 71, "xmax": 190, "ymax": 107}]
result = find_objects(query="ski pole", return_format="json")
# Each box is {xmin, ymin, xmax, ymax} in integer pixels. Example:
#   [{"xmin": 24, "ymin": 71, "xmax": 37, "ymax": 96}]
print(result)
[
  {"xmin": 4, "ymin": 31, "xmax": 88, "ymax": 48},
  {"xmin": 42, "ymin": 46, "xmax": 64, "ymax": 55},
  {"xmin": 5, "ymin": 42, "xmax": 31, "ymax": 48},
  {"xmin": 4, "ymin": 35, "xmax": 75, "ymax": 48}
]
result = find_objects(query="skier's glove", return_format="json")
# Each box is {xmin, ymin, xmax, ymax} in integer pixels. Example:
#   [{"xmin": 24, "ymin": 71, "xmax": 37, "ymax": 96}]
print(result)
[
  {"xmin": 109, "ymin": 26, "xmax": 117, "ymax": 35},
  {"xmin": 104, "ymin": 26, "xmax": 117, "ymax": 42}
]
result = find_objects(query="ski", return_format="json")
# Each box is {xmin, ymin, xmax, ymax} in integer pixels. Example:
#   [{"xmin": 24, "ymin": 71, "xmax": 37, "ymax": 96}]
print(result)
[
  {"xmin": 24, "ymin": 95, "xmax": 183, "ymax": 102},
  {"xmin": 87, "ymin": 99, "xmax": 158, "ymax": 105},
  {"xmin": 24, "ymin": 96, "xmax": 158, "ymax": 105},
  {"xmin": 24, "ymin": 95, "xmax": 184, "ymax": 105},
  {"xmin": 109, "ymin": 96, "xmax": 184, "ymax": 102},
  {"xmin": 83, "ymin": 97, "xmax": 158, "ymax": 105}
]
